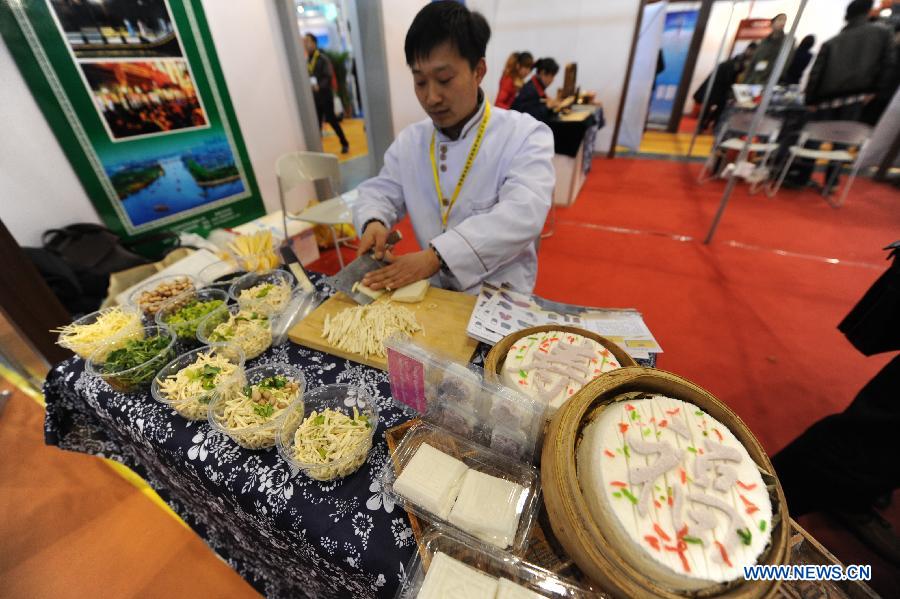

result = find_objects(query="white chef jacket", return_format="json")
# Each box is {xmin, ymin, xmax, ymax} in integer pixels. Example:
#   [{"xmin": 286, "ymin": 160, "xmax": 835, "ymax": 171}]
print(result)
[{"xmin": 352, "ymin": 96, "xmax": 555, "ymax": 294}]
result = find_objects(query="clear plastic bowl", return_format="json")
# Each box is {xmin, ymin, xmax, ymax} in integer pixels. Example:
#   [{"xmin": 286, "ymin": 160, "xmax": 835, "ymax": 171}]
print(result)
[
  {"xmin": 151, "ymin": 343, "xmax": 246, "ymax": 421},
  {"xmin": 154, "ymin": 287, "xmax": 229, "ymax": 343},
  {"xmin": 128, "ymin": 274, "xmax": 198, "ymax": 316},
  {"xmin": 198, "ymin": 261, "xmax": 246, "ymax": 292},
  {"xmin": 228, "ymin": 249, "xmax": 283, "ymax": 273},
  {"xmin": 85, "ymin": 325, "xmax": 177, "ymax": 394},
  {"xmin": 56, "ymin": 306, "xmax": 144, "ymax": 360},
  {"xmin": 228, "ymin": 269, "xmax": 296, "ymax": 317},
  {"xmin": 208, "ymin": 363, "xmax": 306, "ymax": 449},
  {"xmin": 196, "ymin": 303, "xmax": 273, "ymax": 360},
  {"xmin": 276, "ymin": 384, "xmax": 379, "ymax": 481}
]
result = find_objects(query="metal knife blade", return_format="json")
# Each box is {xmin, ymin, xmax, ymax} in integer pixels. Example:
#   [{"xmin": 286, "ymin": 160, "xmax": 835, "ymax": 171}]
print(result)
[{"xmin": 326, "ymin": 230, "xmax": 402, "ymax": 304}]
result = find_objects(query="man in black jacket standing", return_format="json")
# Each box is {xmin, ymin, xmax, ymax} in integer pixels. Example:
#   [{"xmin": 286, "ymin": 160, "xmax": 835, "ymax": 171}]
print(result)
[{"xmin": 304, "ymin": 33, "xmax": 350, "ymax": 154}]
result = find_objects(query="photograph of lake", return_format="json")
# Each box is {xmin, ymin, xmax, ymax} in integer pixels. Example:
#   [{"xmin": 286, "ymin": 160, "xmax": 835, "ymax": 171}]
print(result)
[{"xmin": 102, "ymin": 134, "xmax": 246, "ymax": 227}]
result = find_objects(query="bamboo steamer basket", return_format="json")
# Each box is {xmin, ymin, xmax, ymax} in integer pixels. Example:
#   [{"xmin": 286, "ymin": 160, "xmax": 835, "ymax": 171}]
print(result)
[
  {"xmin": 541, "ymin": 367, "xmax": 789, "ymax": 599},
  {"xmin": 484, "ymin": 325, "xmax": 638, "ymax": 385}
]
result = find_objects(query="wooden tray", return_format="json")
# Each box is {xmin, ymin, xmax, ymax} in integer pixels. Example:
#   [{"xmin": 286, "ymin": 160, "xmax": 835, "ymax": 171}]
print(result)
[{"xmin": 287, "ymin": 287, "xmax": 479, "ymax": 370}]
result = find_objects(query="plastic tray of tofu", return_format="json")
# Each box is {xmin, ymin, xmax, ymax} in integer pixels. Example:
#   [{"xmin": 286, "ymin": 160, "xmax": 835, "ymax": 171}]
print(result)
[
  {"xmin": 395, "ymin": 524, "xmax": 598, "ymax": 599},
  {"xmin": 381, "ymin": 420, "xmax": 541, "ymax": 553},
  {"xmin": 384, "ymin": 335, "xmax": 547, "ymax": 463}
]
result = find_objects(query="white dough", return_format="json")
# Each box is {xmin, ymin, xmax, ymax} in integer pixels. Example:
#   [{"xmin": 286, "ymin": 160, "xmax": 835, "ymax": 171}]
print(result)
[
  {"xmin": 416, "ymin": 552, "xmax": 498, "ymax": 599},
  {"xmin": 393, "ymin": 443, "xmax": 468, "ymax": 519},
  {"xmin": 496, "ymin": 578, "xmax": 545, "ymax": 599},
  {"xmin": 448, "ymin": 469, "xmax": 525, "ymax": 548}
]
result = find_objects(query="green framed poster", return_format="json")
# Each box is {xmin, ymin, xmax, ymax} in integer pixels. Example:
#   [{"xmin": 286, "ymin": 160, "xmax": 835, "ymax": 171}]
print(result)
[{"xmin": 0, "ymin": 0, "xmax": 265, "ymax": 240}]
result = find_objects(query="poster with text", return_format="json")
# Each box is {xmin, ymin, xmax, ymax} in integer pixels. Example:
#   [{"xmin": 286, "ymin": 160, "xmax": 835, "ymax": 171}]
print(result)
[
  {"xmin": 648, "ymin": 9, "xmax": 699, "ymax": 126},
  {"xmin": 0, "ymin": 0, "xmax": 264, "ymax": 241}
]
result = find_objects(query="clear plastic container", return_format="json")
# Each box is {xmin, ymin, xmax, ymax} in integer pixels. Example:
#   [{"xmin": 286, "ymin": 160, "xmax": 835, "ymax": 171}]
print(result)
[
  {"xmin": 85, "ymin": 325, "xmax": 177, "ymax": 394},
  {"xmin": 380, "ymin": 421, "xmax": 541, "ymax": 553},
  {"xmin": 56, "ymin": 306, "xmax": 144, "ymax": 360},
  {"xmin": 208, "ymin": 363, "xmax": 305, "ymax": 449},
  {"xmin": 396, "ymin": 524, "xmax": 598, "ymax": 598},
  {"xmin": 151, "ymin": 344, "xmax": 246, "ymax": 421},
  {"xmin": 196, "ymin": 303, "xmax": 273, "ymax": 360},
  {"xmin": 276, "ymin": 384, "xmax": 379, "ymax": 481},
  {"xmin": 228, "ymin": 269, "xmax": 297, "ymax": 317},
  {"xmin": 384, "ymin": 335, "xmax": 546, "ymax": 463},
  {"xmin": 154, "ymin": 287, "xmax": 229, "ymax": 343},
  {"xmin": 198, "ymin": 260, "xmax": 246, "ymax": 292},
  {"xmin": 128, "ymin": 274, "xmax": 198, "ymax": 316},
  {"xmin": 228, "ymin": 249, "xmax": 283, "ymax": 273}
]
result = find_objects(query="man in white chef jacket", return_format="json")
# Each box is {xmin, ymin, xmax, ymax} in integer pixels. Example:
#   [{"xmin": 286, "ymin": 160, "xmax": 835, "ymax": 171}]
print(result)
[{"xmin": 353, "ymin": 1, "xmax": 554, "ymax": 295}]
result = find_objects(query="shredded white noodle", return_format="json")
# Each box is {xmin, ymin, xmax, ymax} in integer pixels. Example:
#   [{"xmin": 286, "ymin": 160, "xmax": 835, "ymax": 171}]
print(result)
[
  {"xmin": 238, "ymin": 281, "xmax": 291, "ymax": 315},
  {"xmin": 157, "ymin": 352, "xmax": 243, "ymax": 420},
  {"xmin": 54, "ymin": 307, "xmax": 143, "ymax": 359},
  {"xmin": 215, "ymin": 376, "xmax": 301, "ymax": 448},
  {"xmin": 208, "ymin": 310, "xmax": 272, "ymax": 359},
  {"xmin": 322, "ymin": 301, "xmax": 421, "ymax": 358},
  {"xmin": 292, "ymin": 408, "xmax": 372, "ymax": 480}
]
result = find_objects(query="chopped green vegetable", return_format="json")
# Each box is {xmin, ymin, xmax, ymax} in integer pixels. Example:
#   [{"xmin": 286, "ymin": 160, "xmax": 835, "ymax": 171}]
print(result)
[
  {"xmin": 612, "ymin": 491, "xmax": 622, "ymax": 498},
  {"xmin": 255, "ymin": 284, "xmax": 273, "ymax": 298},
  {"xmin": 623, "ymin": 444, "xmax": 631, "ymax": 458},
  {"xmin": 260, "ymin": 375, "xmax": 288, "ymax": 390},
  {"xmin": 317, "ymin": 447, "xmax": 327, "ymax": 459},
  {"xmin": 621, "ymin": 488, "xmax": 638, "ymax": 505},
  {"xmin": 736, "ymin": 528, "xmax": 752, "ymax": 545},
  {"xmin": 759, "ymin": 520, "xmax": 767, "ymax": 532},
  {"xmin": 687, "ymin": 446, "xmax": 697, "ymax": 453},
  {"xmin": 163, "ymin": 299, "xmax": 225, "ymax": 338},
  {"xmin": 314, "ymin": 414, "xmax": 326, "ymax": 426},
  {"xmin": 253, "ymin": 403, "xmax": 275, "ymax": 418},
  {"xmin": 101, "ymin": 335, "xmax": 173, "ymax": 391}
]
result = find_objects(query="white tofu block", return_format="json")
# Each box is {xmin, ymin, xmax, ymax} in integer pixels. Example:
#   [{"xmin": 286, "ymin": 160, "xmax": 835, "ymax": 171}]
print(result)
[
  {"xmin": 393, "ymin": 443, "xmax": 468, "ymax": 519},
  {"xmin": 497, "ymin": 578, "xmax": 546, "ymax": 599},
  {"xmin": 447, "ymin": 469, "xmax": 526, "ymax": 548},
  {"xmin": 417, "ymin": 552, "xmax": 498, "ymax": 599},
  {"xmin": 391, "ymin": 279, "xmax": 430, "ymax": 303}
]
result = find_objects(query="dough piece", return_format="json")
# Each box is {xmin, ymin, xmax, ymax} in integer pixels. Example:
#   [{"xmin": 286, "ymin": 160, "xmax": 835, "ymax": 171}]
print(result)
[
  {"xmin": 448, "ymin": 469, "xmax": 526, "ymax": 548},
  {"xmin": 393, "ymin": 443, "xmax": 468, "ymax": 519},
  {"xmin": 417, "ymin": 552, "xmax": 498, "ymax": 599},
  {"xmin": 576, "ymin": 396, "xmax": 773, "ymax": 590},
  {"xmin": 351, "ymin": 281, "xmax": 384, "ymax": 300},
  {"xmin": 496, "ymin": 578, "xmax": 545, "ymax": 599},
  {"xmin": 391, "ymin": 279, "xmax": 430, "ymax": 303}
]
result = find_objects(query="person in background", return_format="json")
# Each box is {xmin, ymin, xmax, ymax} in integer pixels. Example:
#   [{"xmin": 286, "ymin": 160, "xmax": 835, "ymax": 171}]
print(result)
[
  {"xmin": 352, "ymin": 2, "xmax": 554, "ymax": 294},
  {"xmin": 495, "ymin": 51, "xmax": 534, "ymax": 109},
  {"xmin": 304, "ymin": 33, "xmax": 350, "ymax": 154},
  {"xmin": 783, "ymin": 34, "xmax": 815, "ymax": 85},
  {"xmin": 745, "ymin": 13, "xmax": 790, "ymax": 84},
  {"xmin": 510, "ymin": 57, "xmax": 561, "ymax": 123},
  {"xmin": 692, "ymin": 42, "xmax": 757, "ymax": 131}
]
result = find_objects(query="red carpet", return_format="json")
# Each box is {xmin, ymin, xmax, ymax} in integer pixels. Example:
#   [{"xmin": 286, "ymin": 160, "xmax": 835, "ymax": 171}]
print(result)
[{"xmin": 308, "ymin": 157, "xmax": 899, "ymax": 594}]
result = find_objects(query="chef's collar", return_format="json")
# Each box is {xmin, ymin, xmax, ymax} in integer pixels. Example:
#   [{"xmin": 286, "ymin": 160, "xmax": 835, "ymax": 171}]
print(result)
[{"xmin": 437, "ymin": 88, "xmax": 486, "ymax": 142}]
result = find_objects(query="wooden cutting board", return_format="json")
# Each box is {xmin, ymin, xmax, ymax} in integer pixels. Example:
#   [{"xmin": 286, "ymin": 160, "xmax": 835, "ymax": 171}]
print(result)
[{"xmin": 288, "ymin": 287, "xmax": 479, "ymax": 370}]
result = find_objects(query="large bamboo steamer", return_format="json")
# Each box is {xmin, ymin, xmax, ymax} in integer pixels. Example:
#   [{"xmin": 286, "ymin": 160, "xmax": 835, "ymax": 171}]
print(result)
[
  {"xmin": 483, "ymin": 325, "xmax": 638, "ymax": 385},
  {"xmin": 541, "ymin": 367, "xmax": 790, "ymax": 599}
]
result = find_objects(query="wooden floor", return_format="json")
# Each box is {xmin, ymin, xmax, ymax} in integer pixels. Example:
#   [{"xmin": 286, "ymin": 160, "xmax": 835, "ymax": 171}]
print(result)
[
  {"xmin": 0, "ymin": 382, "xmax": 260, "ymax": 598},
  {"xmin": 321, "ymin": 117, "xmax": 369, "ymax": 163}
]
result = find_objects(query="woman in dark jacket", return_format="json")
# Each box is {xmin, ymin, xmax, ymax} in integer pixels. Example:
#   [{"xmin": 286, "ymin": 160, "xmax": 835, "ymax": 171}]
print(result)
[
  {"xmin": 783, "ymin": 35, "xmax": 815, "ymax": 85},
  {"xmin": 510, "ymin": 57, "xmax": 560, "ymax": 122}
]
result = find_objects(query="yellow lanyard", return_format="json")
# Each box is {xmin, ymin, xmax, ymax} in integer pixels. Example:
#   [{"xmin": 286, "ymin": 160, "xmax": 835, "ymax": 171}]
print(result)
[
  {"xmin": 429, "ymin": 100, "xmax": 492, "ymax": 228},
  {"xmin": 308, "ymin": 50, "xmax": 319, "ymax": 75}
]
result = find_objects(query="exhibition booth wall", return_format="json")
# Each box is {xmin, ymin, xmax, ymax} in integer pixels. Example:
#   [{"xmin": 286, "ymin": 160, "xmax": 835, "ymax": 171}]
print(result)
[{"xmin": 0, "ymin": 0, "xmax": 307, "ymax": 248}]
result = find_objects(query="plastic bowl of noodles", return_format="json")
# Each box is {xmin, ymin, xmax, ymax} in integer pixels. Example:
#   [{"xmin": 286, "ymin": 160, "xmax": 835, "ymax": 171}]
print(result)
[
  {"xmin": 154, "ymin": 287, "xmax": 229, "ymax": 344},
  {"xmin": 196, "ymin": 303, "xmax": 273, "ymax": 360},
  {"xmin": 56, "ymin": 306, "xmax": 144, "ymax": 360},
  {"xmin": 276, "ymin": 384, "xmax": 379, "ymax": 481},
  {"xmin": 85, "ymin": 325, "xmax": 177, "ymax": 394},
  {"xmin": 228, "ymin": 270, "xmax": 296, "ymax": 317},
  {"xmin": 208, "ymin": 363, "xmax": 305, "ymax": 449},
  {"xmin": 151, "ymin": 343, "xmax": 246, "ymax": 421},
  {"xmin": 198, "ymin": 261, "xmax": 247, "ymax": 293}
]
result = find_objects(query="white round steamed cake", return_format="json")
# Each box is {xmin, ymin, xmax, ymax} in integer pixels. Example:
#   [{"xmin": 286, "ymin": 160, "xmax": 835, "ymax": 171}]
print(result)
[
  {"xmin": 500, "ymin": 331, "xmax": 621, "ymax": 413},
  {"xmin": 576, "ymin": 396, "xmax": 772, "ymax": 590}
]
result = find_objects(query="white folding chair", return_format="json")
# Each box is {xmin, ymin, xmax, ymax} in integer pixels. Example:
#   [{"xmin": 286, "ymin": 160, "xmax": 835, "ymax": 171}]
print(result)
[
  {"xmin": 698, "ymin": 112, "xmax": 782, "ymax": 193},
  {"xmin": 768, "ymin": 120, "xmax": 872, "ymax": 207},
  {"xmin": 276, "ymin": 151, "xmax": 355, "ymax": 269}
]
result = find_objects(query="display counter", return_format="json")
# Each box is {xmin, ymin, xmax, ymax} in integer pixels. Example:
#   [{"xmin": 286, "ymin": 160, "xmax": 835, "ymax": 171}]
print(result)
[{"xmin": 548, "ymin": 105, "xmax": 605, "ymax": 207}]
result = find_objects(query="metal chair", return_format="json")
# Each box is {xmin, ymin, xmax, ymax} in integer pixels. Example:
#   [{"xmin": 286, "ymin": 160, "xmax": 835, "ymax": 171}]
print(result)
[
  {"xmin": 276, "ymin": 151, "xmax": 356, "ymax": 269},
  {"xmin": 768, "ymin": 120, "xmax": 872, "ymax": 208},
  {"xmin": 698, "ymin": 112, "xmax": 782, "ymax": 193}
]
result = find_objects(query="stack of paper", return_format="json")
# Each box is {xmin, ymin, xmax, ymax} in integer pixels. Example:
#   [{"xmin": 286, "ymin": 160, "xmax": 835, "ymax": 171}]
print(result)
[{"xmin": 465, "ymin": 284, "xmax": 662, "ymax": 360}]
